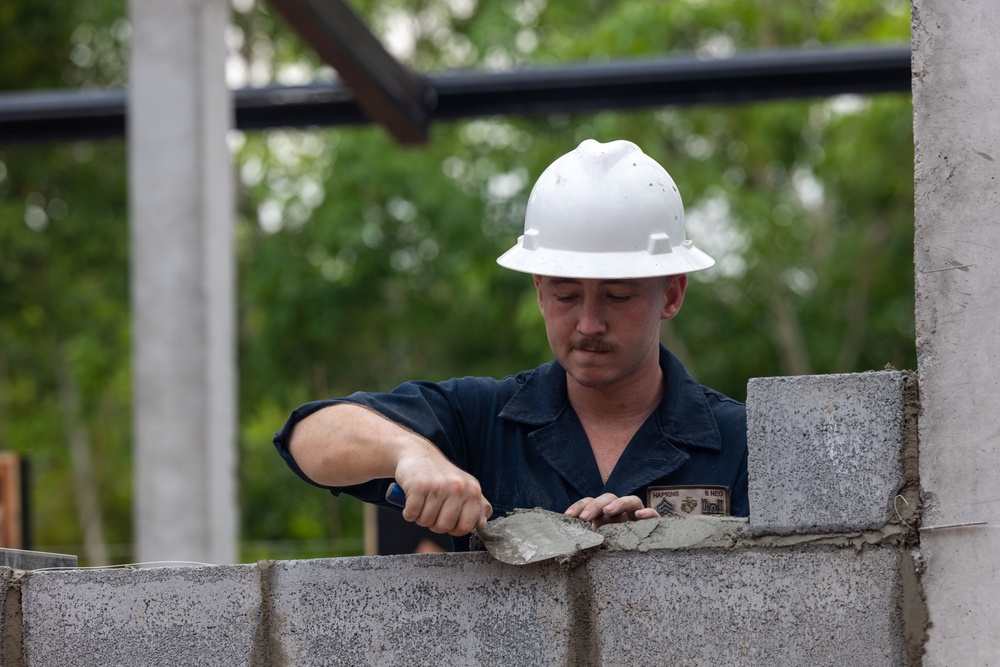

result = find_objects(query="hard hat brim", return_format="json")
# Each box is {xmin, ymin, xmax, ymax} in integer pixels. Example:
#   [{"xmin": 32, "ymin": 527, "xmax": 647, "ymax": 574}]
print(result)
[{"xmin": 496, "ymin": 239, "xmax": 715, "ymax": 279}]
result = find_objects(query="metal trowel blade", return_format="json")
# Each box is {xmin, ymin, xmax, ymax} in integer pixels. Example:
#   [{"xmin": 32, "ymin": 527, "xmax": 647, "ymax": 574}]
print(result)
[
  {"xmin": 474, "ymin": 509, "xmax": 604, "ymax": 565},
  {"xmin": 383, "ymin": 484, "xmax": 602, "ymax": 565}
]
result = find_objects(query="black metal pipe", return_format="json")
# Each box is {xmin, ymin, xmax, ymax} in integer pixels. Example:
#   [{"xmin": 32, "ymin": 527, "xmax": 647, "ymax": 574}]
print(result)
[{"xmin": 0, "ymin": 45, "xmax": 911, "ymax": 145}]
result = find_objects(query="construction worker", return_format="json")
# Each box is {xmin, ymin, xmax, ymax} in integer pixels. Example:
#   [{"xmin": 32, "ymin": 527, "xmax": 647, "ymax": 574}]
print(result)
[{"xmin": 274, "ymin": 139, "xmax": 748, "ymax": 550}]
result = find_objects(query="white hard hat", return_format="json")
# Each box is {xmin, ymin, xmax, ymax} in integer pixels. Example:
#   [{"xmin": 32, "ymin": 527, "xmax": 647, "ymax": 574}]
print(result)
[{"xmin": 497, "ymin": 139, "xmax": 715, "ymax": 278}]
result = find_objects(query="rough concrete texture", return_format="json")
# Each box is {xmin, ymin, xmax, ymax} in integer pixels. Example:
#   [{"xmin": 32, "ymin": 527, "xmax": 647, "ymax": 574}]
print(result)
[
  {"xmin": 263, "ymin": 553, "xmax": 575, "ymax": 666},
  {"xmin": 600, "ymin": 513, "xmax": 750, "ymax": 551},
  {"xmin": 5, "ymin": 543, "xmax": 913, "ymax": 667},
  {"xmin": 589, "ymin": 547, "xmax": 906, "ymax": 666},
  {"xmin": 20, "ymin": 565, "xmax": 260, "ymax": 667},
  {"xmin": 747, "ymin": 371, "xmax": 913, "ymax": 536},
  {"xmin": 912, "ymin": 0, "xmax": 1000, "ymax": 664},
  {"xmin": 130, "ymin": 0, "xmax": 237, "ymax": 564}
]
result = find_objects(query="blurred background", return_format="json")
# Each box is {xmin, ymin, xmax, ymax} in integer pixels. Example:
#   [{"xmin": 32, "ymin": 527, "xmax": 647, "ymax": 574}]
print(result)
[{"xmin": 0, "ymin": 0, "xmax": 914, "ymax": 564}]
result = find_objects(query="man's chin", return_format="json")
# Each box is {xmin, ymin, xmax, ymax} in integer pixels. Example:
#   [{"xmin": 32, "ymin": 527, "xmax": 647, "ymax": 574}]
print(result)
[{"xmin": 564, "ymin": 365, "xmax": 618, "ymax": 390}]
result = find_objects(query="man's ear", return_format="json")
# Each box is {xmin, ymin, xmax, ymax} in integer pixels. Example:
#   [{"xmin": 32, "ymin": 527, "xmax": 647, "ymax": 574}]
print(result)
[
  {"xmin": 533, "ymin": 274, "xmax": 543, "ymax": 309},
  {"xmin": 661, "ymin": 274, "xmax": 688, "ymax": 320}
]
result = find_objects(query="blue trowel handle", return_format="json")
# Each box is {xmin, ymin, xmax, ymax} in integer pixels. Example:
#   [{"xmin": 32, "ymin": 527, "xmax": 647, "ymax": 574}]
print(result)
[{"xmin": 385, "ymin": 482, "xmax": 406, "ymax": 507}]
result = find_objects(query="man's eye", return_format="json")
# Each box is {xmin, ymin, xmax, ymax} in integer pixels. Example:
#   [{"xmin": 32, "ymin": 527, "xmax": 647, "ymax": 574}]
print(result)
[
  {"xmin": 608, "ymin": 295, "xmax": 632, "ymax": 302},
  {"xmin": 554, "ymin": 293, "xmax": 577, "ymax": 302}
]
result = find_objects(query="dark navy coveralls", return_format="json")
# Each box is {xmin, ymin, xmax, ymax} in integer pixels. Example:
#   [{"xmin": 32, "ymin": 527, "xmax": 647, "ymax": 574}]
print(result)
[{"xmin": 274, "ymin": 344, "xmax": 748, "ymax": 551}]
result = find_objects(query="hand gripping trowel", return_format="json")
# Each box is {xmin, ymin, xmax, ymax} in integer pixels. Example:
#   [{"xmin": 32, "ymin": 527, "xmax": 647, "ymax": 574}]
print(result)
[{"xmin": 385, "ymin": 482, "xmax": 603, "ymax": 565}]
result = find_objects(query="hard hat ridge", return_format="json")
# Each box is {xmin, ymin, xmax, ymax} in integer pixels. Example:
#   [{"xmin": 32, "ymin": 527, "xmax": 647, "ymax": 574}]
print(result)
[
  {"xmin": 496, "ymin": 139, "xmax": 715, "ymax": 279},
  {"xmin": 578, "ymin": 137, "xmax": 639, "ymax": 174}
]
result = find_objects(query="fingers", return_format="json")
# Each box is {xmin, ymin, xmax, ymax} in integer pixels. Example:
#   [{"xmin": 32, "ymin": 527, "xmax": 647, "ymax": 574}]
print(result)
[
  {"xmin": 564, "ymin": 494, "xmax": 658, "ymax": 529},
  {"xmin": 478, "ymin": 498, "xmax": 493, "ymax": 532},
  {"xmin": 396, "ymin": 474, "xmax": 490, "ymax": 537}
]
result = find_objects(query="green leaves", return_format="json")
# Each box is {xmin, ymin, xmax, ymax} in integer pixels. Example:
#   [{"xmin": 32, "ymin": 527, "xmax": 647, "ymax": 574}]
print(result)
[{"xmin": 2, "ymin": 0, "xmax": 914, "ymax": 560}]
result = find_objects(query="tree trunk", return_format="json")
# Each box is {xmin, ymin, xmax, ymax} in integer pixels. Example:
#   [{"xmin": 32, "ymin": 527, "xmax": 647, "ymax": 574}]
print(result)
[
  {"xmin": 0, "ymin": 352, "xmax": 8, "ymax": 451},
  {"xmin": 834, "ymin": 217, "xmax": 891, "ymax": 372},
  {"xmin": 770, "ymin": 290, "xmax": 813, "ymax": 376}
]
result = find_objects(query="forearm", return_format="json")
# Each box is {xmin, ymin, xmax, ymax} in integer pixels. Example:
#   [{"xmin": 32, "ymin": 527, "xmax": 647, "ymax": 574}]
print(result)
[
  {"xmin": 287, "ymin": 402, "xmax": 435, "ymax": 487},
  {"xmin": 288, "ymin": 401, "xmax": 491, "ymax": 535}
]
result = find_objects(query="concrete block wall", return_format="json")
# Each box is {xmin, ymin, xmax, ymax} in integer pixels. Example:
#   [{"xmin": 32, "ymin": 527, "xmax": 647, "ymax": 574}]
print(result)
[
  {"xmin": 0, "ymin": 371, "xmax": 924, "ymax": 666},
  {"xmin": 7, "ymin": 545, "xmax": 908, "ymax": 667}
]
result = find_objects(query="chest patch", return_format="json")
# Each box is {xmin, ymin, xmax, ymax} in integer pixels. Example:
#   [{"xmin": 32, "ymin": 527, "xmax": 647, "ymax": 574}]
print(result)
[{"xmin": 647, "ymin": 485, "xmax": 731, "ymax": 517}]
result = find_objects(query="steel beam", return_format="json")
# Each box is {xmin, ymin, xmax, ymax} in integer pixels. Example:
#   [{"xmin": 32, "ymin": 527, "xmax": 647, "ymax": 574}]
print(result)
[
  {"xmin": 266, "ymin": 0, "xmax": 430, "ymax": 144},
  {"xmin": 0, "ymin": 46, "xmax": 911, "ymax": 145}
]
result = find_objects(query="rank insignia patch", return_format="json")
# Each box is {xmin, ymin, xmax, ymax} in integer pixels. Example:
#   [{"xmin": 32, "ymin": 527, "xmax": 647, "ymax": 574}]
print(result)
[{"xmin": 647, "ymin": 485, "xmax": 731, "ymax": 517}]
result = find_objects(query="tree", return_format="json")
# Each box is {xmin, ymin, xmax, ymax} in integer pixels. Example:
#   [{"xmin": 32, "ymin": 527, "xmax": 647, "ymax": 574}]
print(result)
[
  {"xmin": 0, "ymin": 0, "xmax": 913, "ymax": 561},
  {"xmin": 0, "ymin": 0, "xmax": 131, "ymax": 562}
]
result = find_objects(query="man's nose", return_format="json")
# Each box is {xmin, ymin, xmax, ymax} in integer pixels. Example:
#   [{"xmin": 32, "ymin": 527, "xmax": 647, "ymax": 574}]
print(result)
[{"xmin": 576, "ymin": 298, "xmax": 607, "ymax": 336}]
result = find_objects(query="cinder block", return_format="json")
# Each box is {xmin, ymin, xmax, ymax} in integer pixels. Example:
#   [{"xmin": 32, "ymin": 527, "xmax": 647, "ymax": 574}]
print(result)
[
  {"xmin": 11, "ymin": 546, "xmax": 913, "ymax": 667},
  {"xmin": 588, "ymin": 547, "xmax": 906, "ymax": 666},
  {"xmin": 21, "ymin": 564, "xmax": 260, "ymax": 667},
  {"xmin": 265, "ymin": 553, "xmax": 574, "ymax": 666},
  {"xmin": 747, "ymin": 371, "xmax": 913, "ymax": 535}
]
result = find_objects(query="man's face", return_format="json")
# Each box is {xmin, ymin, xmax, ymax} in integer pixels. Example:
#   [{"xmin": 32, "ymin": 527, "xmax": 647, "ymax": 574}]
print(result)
[{"xmin": 533, "ymin": 274, "xmax": 687, "ymax": 392}]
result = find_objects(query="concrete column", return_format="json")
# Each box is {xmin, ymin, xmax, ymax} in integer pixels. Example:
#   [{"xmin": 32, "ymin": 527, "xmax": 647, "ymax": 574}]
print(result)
[
  {"xmin": 913, "ymin": 1, "xmax": 1000, "ymax": 663},
  {"xmin": 128, "ymin": 0, "xmax": 237, "ymax": 563}
]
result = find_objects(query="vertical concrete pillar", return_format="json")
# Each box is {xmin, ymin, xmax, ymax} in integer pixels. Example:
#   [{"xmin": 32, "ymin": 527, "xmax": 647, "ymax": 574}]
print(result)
[
  {"xmin": 128, "ymin": 0, "xmax": 237, "ymax": 563},
  {"xmin": 913, "ymin": 1, "xmax": 1000, "ymax": 663}
]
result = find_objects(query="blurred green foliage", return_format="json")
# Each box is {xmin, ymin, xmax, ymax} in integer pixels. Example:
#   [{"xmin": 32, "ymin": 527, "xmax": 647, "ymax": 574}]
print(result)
[{"xmin": 0, "ymin": 0, "xmax": 913, "ymax": 563}]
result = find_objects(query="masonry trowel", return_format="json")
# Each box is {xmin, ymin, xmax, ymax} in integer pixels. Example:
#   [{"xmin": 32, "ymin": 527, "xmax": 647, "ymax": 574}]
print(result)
[{"xmin": 385, "ymin": 482, "xmax": 603, "ymax": 565}]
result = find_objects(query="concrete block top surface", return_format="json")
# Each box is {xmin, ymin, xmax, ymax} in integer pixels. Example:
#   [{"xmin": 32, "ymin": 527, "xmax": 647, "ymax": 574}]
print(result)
[{"xmin": 747, "ymin": 370, "xmax": 916, "ymax": 536}]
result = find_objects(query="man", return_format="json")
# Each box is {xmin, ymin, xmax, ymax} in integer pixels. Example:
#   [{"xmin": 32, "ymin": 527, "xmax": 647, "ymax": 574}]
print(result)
[{"xmin": 273, "ymin": 139, "xmax": 748, "ymax": 550}]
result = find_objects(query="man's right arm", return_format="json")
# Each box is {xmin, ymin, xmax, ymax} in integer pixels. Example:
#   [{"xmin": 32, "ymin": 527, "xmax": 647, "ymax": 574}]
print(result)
[{"xmin": 288, "ymin": 402, "xmax": 491, "ymax": 536}]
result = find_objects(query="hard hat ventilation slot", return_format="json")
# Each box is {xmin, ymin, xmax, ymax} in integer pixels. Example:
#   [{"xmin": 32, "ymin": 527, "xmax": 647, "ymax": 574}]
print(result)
[{"xmin": 647, "ymin": 232, "xmax": 672, "ymax": 255}]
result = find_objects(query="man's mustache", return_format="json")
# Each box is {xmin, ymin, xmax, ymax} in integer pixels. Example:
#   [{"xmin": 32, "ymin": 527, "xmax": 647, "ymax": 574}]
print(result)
[{"xmin": 570, "ymin": 337, "xmax": 616, "ymax": 353}]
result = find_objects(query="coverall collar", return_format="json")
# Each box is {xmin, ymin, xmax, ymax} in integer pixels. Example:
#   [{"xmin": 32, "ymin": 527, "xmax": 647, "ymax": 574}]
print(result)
[{"xmin": 498, "ymin": 344, "xmax": 722, "ymax": 498}]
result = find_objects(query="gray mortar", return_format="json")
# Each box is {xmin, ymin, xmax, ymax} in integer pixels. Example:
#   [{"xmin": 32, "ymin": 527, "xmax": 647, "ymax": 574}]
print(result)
[
  {"xmin": 565, "ymin": 563, "xmax": 600, "ymax": 667},
  {"xmin": 898, "ymin": 372, "xmax": 928, "ymax": 665},
  {"xmin": 249, "ymin": 560, "xmax": 291, "ymax": 667},
  {"xmin": 902, "ymin": 549, "xmax": 928, "ymax": 666},
  {"xmin": 472, "ymin": 509, "xmax": 603, "ymax": 565},
  {"xmin": 599, "ymin": 514, "xmax": 749, "ymax": 551},
  {"xmin": 897, "ymin": 372, "xmax": 923, "ymax": 531},
  {"xmin": 598, "ymin": 513, "xmax": 917, "ymax": 553},
  {"xmin": 468, "ymin": 508, "xmax": 921, "ymax": 560},
  {"xmin": 1, "ymin": 568, "xmax": 23, "ymax": 667}
]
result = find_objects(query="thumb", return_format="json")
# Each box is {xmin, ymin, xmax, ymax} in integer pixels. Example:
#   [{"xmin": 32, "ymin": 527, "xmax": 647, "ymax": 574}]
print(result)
[{"xmin": 478, "ymin": 500, "xmax": 492, "ymax": 530}]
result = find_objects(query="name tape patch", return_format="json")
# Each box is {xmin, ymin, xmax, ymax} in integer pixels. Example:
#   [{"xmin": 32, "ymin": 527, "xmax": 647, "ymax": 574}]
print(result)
[{"xmin": 647, "ymin": 485, "xmax": 731, "ymax": 517}]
